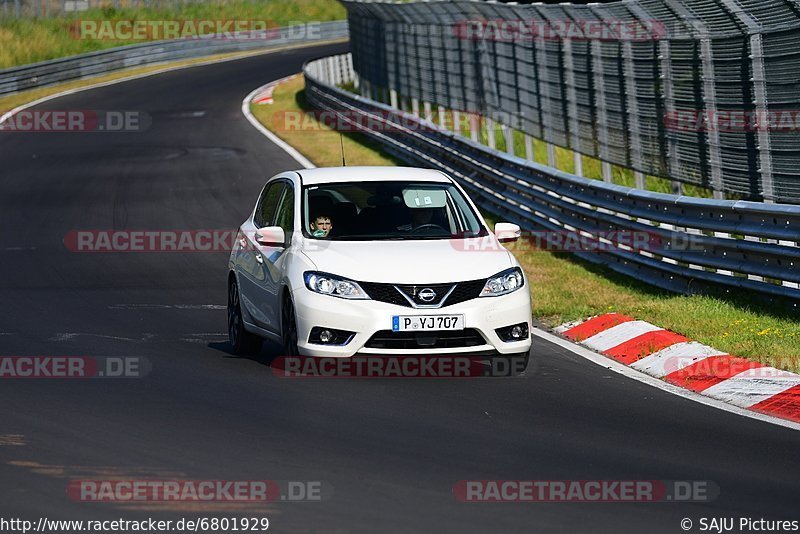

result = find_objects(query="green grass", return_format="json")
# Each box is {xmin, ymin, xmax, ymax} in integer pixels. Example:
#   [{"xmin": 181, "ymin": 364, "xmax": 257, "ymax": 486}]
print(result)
[
  {"xmin": 254, "ymin": 77, "xmax": 800, "ymax": 372},
  {"xmin": 250, "ymin": 75, "xmax": 400, "ymax": 168},
  {"xmin": 0, "ymin": 0, "xmax": 345, "ymax": 69}
]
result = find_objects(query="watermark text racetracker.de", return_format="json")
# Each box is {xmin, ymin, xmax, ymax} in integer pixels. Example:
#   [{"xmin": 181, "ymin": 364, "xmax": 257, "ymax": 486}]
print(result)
[
  {"xmin": 272, "ymin": 355, "xmax": 529, "ymax": 378},
  {"xmin": 71, "ymin": 19, "xmax": 324, "ymax": 41},
  {"xmin": 453, "ymin": 480, "xmax": 719, "ymax": 502},
  {"xmin": 666, "ymin": 109, "xmax": 800, "ymax": 132},
  {"xmin": 0, "ymin": 111, "xmax": 149, "ymax": 133},
  {"xmin": 63, "ymin": 230, "xmax": 239, "ymax": 252},
  {"xmin": 451, "ymin": 18, "xmax": 668, "ymax": 42},
  {"xmin": 68, "ymin": 479, "xmax": 330, "ymax": 503},
  {"xmin": 0, "ymin": 356, "xmax": 149, "ymax": 378},
  {"xmin": 452, "ymin": 230, "xmax": 705, "ymax": 254},
  {"xmin": 62, "ymin": 229, "xmax": 704, "ymax": 254}
]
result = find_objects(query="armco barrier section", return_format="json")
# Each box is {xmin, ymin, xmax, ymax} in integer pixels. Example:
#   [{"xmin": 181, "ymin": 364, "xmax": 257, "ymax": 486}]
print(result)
[
  {"xmin": 0, "ymin": 21, "xmax": 348, "ymax": 96},
  {"xmin": 304, "ymin": 53, "xmax": 800, "ymax": 306},
  {"xmin": 343, "ymin": 0, "xmax": 800, "ymax": 204}
]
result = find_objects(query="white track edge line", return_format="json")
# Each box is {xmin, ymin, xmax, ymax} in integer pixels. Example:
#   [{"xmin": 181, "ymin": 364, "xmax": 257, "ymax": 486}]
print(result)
[
  {"xmin": 241, "ymin": 78, "xmax": 315, "ymax": 169},
  {"xmin": 531, "ymin": 326, "xmax": 800, "ymax": 432},
  {"xmin": 0, "ymin": 38, "xmax": 347, "ymax": 127}
]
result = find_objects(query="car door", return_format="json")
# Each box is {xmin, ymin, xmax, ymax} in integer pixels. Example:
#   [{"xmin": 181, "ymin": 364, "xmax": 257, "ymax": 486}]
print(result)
[
  {"xmin": 236, "ymin": 179, "xmax": 285, "ymax": 332},
  {"xmin": 250, "ymin": 181, "xmax": 295, "ymax": 330}
]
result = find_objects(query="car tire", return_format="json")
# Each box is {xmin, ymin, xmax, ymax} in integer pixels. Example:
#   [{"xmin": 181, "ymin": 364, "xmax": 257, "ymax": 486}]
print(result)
[
  {"xmin": 228, "ymin": 276, "xmax": 262, "ymax": 355},
  {"xmin": 281, "ymin": 295, "xmax": 300, "ymax": 357}
]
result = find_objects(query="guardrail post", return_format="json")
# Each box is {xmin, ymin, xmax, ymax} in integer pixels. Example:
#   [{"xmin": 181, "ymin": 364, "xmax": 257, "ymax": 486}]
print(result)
[
  {"xmin": 699, "ymin": 36, "xmax": 725, "ymax": 200},
  {"xmin": 453, "ymin": 110, "xmax": 461, "ymax": 135},
  {"xmin": 589, "ymin": 34, "xmax": 613, "ymax": 183},
  {"xmin": 602, "ymin": 163, "xmax": 613, "ymax": 183},
  {"xmin": 546, "ymin": 143, "xmax": 557, "ymax": 168},
  {"xmin": 658, "ymin": 38, "xmax": 682, "ymax": 185},
  {"xmin": 749, "ymin": 32, "xmax": 775, "ymax": 202},
  {"xmin": 622, "ymin": 40, "xmax": 645, "ymax": 185},
  {"xmin": 389, "ymin": 89, "xmax": 398, "ymax": 109},
  {"xmin": 346, "ymin": 51, "xmax": 355, "ymax": 81},
  {"xmin": 525, "ymin": 134, "xmax": 534, "ymax": 162},
  {"xmin": 437, "ymin": 105, "xmax": 445, "ymax": 127},
  {"xmin": 411, "ymin": 97, "xmax": 420, "ymax": 117},
  {"xmin": 470, "ymin": 114, "xmax": 479, "ymax": 143},
  {"xmin": 562, "ymin": 37, "xmax": 583, "ymax": 177},
  {"xmin": 325, "ymin": 56, "xmax": 335, "ymax": 85},
  {"xmin": 534, "ymin": 31, "xmax": 557, "ymax": 168},
  {"xmin": 503, "ymin": 124, "xmax": 515, "ymax": 156},
  {"xmin": 423, "ymin": 101, "xmax": 433, "ymax": 122},
  {"xmin": 635, "ymin": 171, "xmax": 646, "ymax": 190},
  {"xmin": 486, "ymin": 117, "xmax": 496, "ymax": 150}
]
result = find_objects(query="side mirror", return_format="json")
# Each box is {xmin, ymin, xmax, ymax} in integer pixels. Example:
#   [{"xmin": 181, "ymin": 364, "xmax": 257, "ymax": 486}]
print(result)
[
  {"xmin": 494, "ymin": 222, "xmax": 521, "ymax": 243},
  {"xmin": 254, "ymin": 226, "xmax": 286, "ymax": 247}
]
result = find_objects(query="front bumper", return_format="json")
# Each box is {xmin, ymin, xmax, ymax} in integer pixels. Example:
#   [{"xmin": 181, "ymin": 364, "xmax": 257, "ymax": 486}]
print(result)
[{"xmin": 291, "ymin": 285, "xmax": 532, "ymax": 357}]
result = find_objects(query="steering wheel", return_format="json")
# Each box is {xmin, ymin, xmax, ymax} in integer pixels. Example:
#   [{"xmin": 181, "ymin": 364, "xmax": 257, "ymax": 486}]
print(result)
[{"xmin": 410, "ymin": 223, "xmax": 448, "ymax": 234}]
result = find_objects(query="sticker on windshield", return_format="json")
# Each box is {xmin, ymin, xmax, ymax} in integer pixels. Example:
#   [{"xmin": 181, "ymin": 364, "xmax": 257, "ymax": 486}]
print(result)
[{"xmin": 402, "ymin": 188, "xmax": 446, "ymax": 208}]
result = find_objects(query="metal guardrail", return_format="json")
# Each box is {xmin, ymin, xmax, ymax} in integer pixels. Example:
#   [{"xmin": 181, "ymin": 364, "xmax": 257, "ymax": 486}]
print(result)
[
  {"xmin": 343, "ymin": 0, "xmax": 800, "ymax": 204},
  {"xmin": 0, "ymin": 20, "xmax": 348, "ymax": 96},
  {"xmin": 304, "ymin": 53, "xmax": 800, "ymax": 307}
]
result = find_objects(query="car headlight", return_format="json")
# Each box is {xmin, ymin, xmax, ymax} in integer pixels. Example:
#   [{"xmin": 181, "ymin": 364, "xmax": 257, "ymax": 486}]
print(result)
[
  {"xmin": 304, "ymin": 271, "xmax": 370, "ymax": 300},
  {"xmin": 480, "ymin": 267, "xmax": 524, "ymax": 297}
]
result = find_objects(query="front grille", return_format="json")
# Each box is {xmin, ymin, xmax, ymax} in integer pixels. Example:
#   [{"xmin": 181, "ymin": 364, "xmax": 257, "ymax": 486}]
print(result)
[
  {"xmin": 443, "ymin": 279, "xmax": 486, "ymax": 306},
  {"xmin": 358, "ymin": 282, "xmax": 408, "ymax": 306},
  {"xmin": 394, "ymin": 283, "xmax": 454, "ymax": 306},
  {"xmin": 359, "ymin": 279, "xmax": 485, "ymax": 308},
  {"xmin": 364, "ymin": 329, "xmax": 486, "ymax": 349}
]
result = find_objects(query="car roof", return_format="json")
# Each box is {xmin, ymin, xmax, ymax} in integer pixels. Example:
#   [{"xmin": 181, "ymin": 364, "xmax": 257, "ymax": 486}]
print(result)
[{"xmin": 295, "ymin": 166, "xmax": 451, "ymax": 186}]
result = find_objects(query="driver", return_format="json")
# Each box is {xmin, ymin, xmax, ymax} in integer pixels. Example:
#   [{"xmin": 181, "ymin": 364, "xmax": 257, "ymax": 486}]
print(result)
[{"xmin": 397, "ymin": 208, "xmax": 434, "ymax": 232}]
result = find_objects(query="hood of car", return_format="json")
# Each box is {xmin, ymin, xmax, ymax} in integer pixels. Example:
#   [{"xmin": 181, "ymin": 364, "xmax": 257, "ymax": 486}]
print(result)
[{"xmin": 299, "ymin": 237, "xmax": 514, "ymax": 284}]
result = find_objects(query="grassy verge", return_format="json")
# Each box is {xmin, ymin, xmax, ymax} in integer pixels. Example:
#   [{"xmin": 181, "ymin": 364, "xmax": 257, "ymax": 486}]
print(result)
[
  {"xmin": 0, "ymin": 0, "xmax": 345, "ymax": 69},
  {"xmin": 249, "ymin": 75, "xmax": 400, "ymax": 167},
  {"xmin": 253, "ymin": 75, "xmax": 800, "ymax": 372}
]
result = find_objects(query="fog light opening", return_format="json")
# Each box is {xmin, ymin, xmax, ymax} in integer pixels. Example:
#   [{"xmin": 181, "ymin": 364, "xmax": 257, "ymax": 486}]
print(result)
[
  {"xmin": 308, "ymin": 327, "xmax": 356, "ymax": 346},
  {"xmin": 495, "ymin": 322, "xmax": 529, "ymax": 343}
]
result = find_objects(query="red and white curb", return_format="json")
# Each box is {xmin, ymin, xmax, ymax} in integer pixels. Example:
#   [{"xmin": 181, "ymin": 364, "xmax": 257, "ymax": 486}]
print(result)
[
  {"xmin": 241, "ymin": 74, "xmax": 314, "ymax": 169},
  {"xmin": 555, "ymin": 313, "xmax": 800, "ymax": 425},
  {"xmin": 251, "ymin": 74, "xmax": 297, "ymax": 104}
]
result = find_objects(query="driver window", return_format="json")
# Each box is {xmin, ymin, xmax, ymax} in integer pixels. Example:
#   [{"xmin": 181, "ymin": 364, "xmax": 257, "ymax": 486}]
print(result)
[
  {"xmin": 255, "ymin": 182, "xmax": 284, "ymax": 228},
  {"xmin": 274, "ymin": 185, "xmax": 295, "ymax": 236}
]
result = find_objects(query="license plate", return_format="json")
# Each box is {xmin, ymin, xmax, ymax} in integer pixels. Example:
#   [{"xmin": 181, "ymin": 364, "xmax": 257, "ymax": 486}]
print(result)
[{"xmin": 392, "ymin": 315, "xmax": 464, "ymax": 332}]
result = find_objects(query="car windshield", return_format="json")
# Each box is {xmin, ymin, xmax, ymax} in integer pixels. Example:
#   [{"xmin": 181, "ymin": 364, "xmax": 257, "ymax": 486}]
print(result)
[{"xmin": 302, "ymin": 181, "xmax": 487, "ymax": 240}]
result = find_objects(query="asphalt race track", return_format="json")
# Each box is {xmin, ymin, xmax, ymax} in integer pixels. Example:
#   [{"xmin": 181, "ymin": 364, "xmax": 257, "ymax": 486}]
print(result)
[{"xmin": 1, "ymin": 42, "xmax": 799, "ymax": 533}]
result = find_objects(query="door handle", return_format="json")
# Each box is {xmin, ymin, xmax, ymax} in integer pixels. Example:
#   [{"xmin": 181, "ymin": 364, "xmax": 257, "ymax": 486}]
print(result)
[{"xmin": 255, "ymin": 253, "xmax": 263, "ymax": 264}]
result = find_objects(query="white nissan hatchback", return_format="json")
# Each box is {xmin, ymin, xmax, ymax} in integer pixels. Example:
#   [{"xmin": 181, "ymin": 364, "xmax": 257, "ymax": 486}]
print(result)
[{"xmin": 228, "ymin": 167, "xmax": 532, "ymax": 368}]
